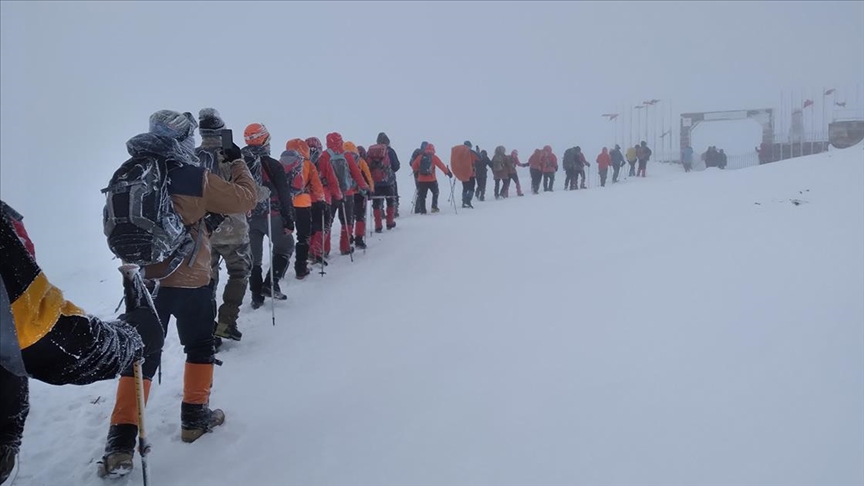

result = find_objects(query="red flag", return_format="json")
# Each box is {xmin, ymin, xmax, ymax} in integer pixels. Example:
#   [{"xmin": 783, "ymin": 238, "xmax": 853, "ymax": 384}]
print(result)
[
  {"xmin": 824, "ymin": 88, "xmax": 835, "ymax": 96},
  {"xmin": 835, "ymin": 101, "xmax": 847, "ymax": 107},
  {"xmin": 803, "ymin": 99, "xmax": 814, "ymax": 109}
]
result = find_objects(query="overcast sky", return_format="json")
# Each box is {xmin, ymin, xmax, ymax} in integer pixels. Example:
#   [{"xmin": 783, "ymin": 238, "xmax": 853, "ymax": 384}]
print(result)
[{"xmin": 1, "ymin": 1, "xmax": 862, "ymax": 260}]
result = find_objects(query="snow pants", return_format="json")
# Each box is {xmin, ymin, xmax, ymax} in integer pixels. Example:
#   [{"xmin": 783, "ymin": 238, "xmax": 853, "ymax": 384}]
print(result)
[
  {"xmin": 475, "ymin": 175, "xmax": 488, "ymax": 200},
  {"xmin": 371, "ymin": 186, "xmax": 396, "ymax": 230},
  {"xmin": 628, "ymin": 160, "xmax": 637, "ymax": 176},
  {"xmin": 353, "ymin": 194, "xmax": 367, "ymax": 239},
  {"xmin": 494, "ymin": 177, "xmax": 510, "ymax": 199},
  {"xmin": 543, "ymin": 172, "xmax": 555, "ymax": 192},
  {"xmin": 293, "ymin": 206, "xmax": 312, "ymax": 273},
  {"xmin": 612, "ymin": 163, "xmax": 621, "ymax": 182},
  {"xmin": 575, "ymin": 168, "xmax": 587, "ymax": 189},
  {"xmin": 462, "ymin": 178, "xmax": 476, "ymax": 205},
  {"xmin": 249, "ymin": 213, "xmax": 294, "ymax": 266},
  {"xmin": 637, "ymin": 160, "xmax": 648, "ymax": 177},
  {"xmin": 564, "ymin": 168, "xmax": 576, "ymax": 190},
  {"xmin": 209, "ymin": 242, "xmax": 252, "ymax": 329},
  {"xmin": 415, "ymin": 181, "xmax": 439, "ymax": 213},
  {"xmin": 530, "ymin": 168, "xmax": 543, "ymax": 194},
  {"xmin": 600, "ymin": 167, "xmax": 609, "ymax": 187},
  {"xmin": 683, "ymin": 162, "xmax": 692, "ymax": 172},
  {"xmin": 508, "ymin": 172, "xmax": 523, "ymax": 196}
]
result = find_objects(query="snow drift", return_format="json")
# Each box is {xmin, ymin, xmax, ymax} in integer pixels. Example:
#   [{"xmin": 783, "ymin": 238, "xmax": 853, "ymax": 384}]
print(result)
[{"xmin": 11, "ymin": 146, "xmax": 864, "ymax": 486}]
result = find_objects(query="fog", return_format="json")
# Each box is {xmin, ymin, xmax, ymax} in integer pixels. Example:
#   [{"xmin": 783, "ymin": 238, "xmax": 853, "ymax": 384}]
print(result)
[{"xmin": 1, "ymin": 1, "xmax": 862, "ymax": 253}]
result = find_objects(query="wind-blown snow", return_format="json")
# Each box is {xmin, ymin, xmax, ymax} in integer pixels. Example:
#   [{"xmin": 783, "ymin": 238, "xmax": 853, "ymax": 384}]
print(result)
[{"xmin": 13, "ymin": 148, "xmax": 864, "ymax": 486}]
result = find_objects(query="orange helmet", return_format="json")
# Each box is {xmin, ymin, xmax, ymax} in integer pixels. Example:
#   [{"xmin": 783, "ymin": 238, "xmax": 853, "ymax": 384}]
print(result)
[
  {"xmin": 343, "ymin": 141, "xmax": 358, "ymax": 154},
  {"xmin": 244, "ymin": 123, "xmax": 270, "ymax": 146}
]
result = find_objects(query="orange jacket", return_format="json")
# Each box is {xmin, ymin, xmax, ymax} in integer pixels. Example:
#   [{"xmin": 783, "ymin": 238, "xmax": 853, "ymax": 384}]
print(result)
[
  {"xmin": 285, "ymin": 139, "xmax": 326, "ymax": 208},
  {"xmin": 358, "ymin": 158, "xmax": 375, "ymax": 194},
  {"xmin": 411, "ymin": 152, "xmax": 451, "ymax": 183},
  {"xmin": 596, "ymin": 149, "xmax": 612, "ymax": 170}
]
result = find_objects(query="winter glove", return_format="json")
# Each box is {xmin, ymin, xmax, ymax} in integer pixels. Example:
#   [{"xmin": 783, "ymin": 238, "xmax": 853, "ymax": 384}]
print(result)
[
  {"xmin": 360, "ymin": 188, "xmax": 369, "ymax": 197},
  {"xmin": 224, "ymin": 143, "xmax": 242, "ymax": 162}
]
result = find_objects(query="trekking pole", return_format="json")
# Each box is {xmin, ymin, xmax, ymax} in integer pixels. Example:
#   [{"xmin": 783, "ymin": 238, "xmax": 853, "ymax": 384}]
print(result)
[
  {"xmin": 133, "ymin": 358, "xmax": 151, "ymax": 486},
  {"xmin": 449, "ymin": 177, "xmax": 458, "ymax": 215},
  {"xmin": 117, "ymin": 264, "xmax": 154, "ymax": 486},
  {"xmin": 319, "ymin": 208, "xmax": 326, "ymax": 276},
  {"xmin": 266, "ymin": 199, "xmax": 276, "ymax": 327}
]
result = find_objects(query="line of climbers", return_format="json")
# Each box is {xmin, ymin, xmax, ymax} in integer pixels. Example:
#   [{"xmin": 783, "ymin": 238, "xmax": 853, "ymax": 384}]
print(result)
[
  {"xmin": 0, "ymin": 108, "xmax": 410, "ymax": 482},
  {"xmin": 0, "ymin": 106, "xmax": 657, "ymax": 483},
  {"xmin": 439, "ymin": 141, "xmax": 654, "ymax": 211}
]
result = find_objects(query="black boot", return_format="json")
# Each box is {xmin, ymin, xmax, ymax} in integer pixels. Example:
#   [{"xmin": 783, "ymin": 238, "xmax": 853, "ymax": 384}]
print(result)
[
  {"xmin": 97, "ymin": 424, "xmax": 137, "ymax": 478},
  {"xmin": 249, "ymin": 265, "xmax": 264, "ymax": 309},
  {"xmin": 180, "ymin": 402, "xmax": 225, "ymax": 444},
  {"xmin": 262, "ymin": 254, "xmax": 289, "ymax": 301},
  {"xmin": 355, "ymin": 236, "xmax": 367, "ymax": 249}
]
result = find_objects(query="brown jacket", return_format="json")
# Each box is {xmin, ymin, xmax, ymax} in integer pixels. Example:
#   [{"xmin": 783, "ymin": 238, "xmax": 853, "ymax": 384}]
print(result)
[{"xmin": 145, "ymin": 160, "xmax": 257, "ymax": 288}]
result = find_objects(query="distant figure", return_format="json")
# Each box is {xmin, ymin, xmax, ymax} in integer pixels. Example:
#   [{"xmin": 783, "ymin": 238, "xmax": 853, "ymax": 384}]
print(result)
[{"xmin": 682, "ymin": 145, "xmax": 694, "ymax": 172}]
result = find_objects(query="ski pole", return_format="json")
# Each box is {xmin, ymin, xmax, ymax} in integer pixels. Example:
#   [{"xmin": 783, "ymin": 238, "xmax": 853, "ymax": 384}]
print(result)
[
  {"xmin": 266, "ymin": 199, "xmax": 275, "ymax": 327},
  {"xmin": 133, "ymin": 358, "xmax": 150, "ymax": 486}
]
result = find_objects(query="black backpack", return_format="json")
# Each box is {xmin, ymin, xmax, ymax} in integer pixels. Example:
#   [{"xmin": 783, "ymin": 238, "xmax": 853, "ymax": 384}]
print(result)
[
  {"xmin": 418, "ymin": 153, "xmax": 434, "ymax": 175},
  {"xmin": 101, "ymin": 154, "xmax": 194, "ymax": 275}
]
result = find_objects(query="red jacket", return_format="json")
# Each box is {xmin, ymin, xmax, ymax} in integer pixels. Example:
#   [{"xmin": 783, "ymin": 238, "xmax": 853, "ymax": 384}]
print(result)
[
  {"xmin": 597, "ymin": 149, "xmax": 611, "ymax": 170},
  {"xmin": 411, "ymin": 145, "xmax": 451, "ymax": 183},
  {"xmin": 541, "ymin": 149, "xmax": 558, "ymax": 173},
  {"xmin": 528, "ymin": 150, "xmax": 543, "ymax": 170}
]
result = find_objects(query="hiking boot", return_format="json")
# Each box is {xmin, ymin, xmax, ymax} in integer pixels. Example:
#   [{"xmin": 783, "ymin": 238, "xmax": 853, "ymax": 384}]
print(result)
[
  {"xmin": 340, "ymin": 247, "xmax": 355, "ymax": 256},
  {"xmin": 431, "ymin": 207, "xmax": 440, "ymax": 213},
  {"xmin": 180, "ymin": 402, "xmax": 225, "ymax": 443},
  {"xmin": 355, "ymin": 237, "xmax": 367, "ymax": 249},
  {"xmin": 375, "ymin": 227, "xmax": 383, "ymax": 233},
  {"xmin": 295, "ymin": 265, "xmax": 311, "ymax": 280},
  {"xmin": 97, "ymin": 424, "xmax": 137, "ymax": 478},
  {"xmin": 386, "ymin": 221, "xmax": 396, "ymax": 230},
  {"xmin": 250, "ymin": 299, "xmax": 264, "ymax": 310},
  {"xmin": 214, "ymin": 322, "xmax": 242, "ymax": 342},
  {"xmin": 312, "ymin": 256, "xmax": 329, "ymax": 266},
  {"xmin": 261, "ymin": 282, "xmax": 287, "ymax": 300},
  {"xmin": 214, "ymin": 336, "xmax": 223, "ymax": 352}
]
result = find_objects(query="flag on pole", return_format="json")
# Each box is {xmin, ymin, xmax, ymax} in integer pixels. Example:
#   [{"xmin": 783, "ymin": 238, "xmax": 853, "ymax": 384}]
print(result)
[
  {"xmin": 601, "ymin": 113, "xmax": 619, "ymax": 120},
  {"xmin": 824, "ymin": 88, "xmax": 835, "ymax": 96},
  {"xmin": 803, "ymin": 99, "xmax": 814, "ymax": 109},
  {"xmin": 835, "ymin": 101, "xmax": 846, "ymax": 107}
]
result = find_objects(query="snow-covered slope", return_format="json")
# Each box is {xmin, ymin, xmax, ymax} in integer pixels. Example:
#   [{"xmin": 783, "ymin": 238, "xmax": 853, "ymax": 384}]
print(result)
[{"xmin": 13, "ymin": 148, "xmax": 864, "ymax": 486}]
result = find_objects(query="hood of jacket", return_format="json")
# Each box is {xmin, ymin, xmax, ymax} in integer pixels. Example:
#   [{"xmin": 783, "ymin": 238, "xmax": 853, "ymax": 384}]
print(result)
[
  {"xmin": 326, "ymin": 132, "xmax": 344, "ymax": 152},
  {"xmin": 424, "ymin": 143, "xmax": 435, "ymax": 155},
  {"xmin": 494, "ymin": 145, "xmax": 506, "ymax": 156},
  {"xmin": 286, "ymin": 138, "xmax": 311, "ymax": 161},
  {"xmin": 126, "ymin": 132, "xmax": 199, "ymax": 165},
  {"xmin": 343, "ymin": 141, "xmax": 358, "ymax": 154}
]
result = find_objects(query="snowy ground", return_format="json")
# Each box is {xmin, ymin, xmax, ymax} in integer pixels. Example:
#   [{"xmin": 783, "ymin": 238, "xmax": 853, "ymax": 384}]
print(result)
[{"xmin": 12, "ymin": 148, "xmax": 864, "ymax": 486}]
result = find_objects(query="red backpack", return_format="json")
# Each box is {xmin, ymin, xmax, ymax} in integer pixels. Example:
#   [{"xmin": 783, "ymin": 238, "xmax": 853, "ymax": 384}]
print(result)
[{"xmin": 366, "ymin": 144, "xmax": 393, "ymax": 183}]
